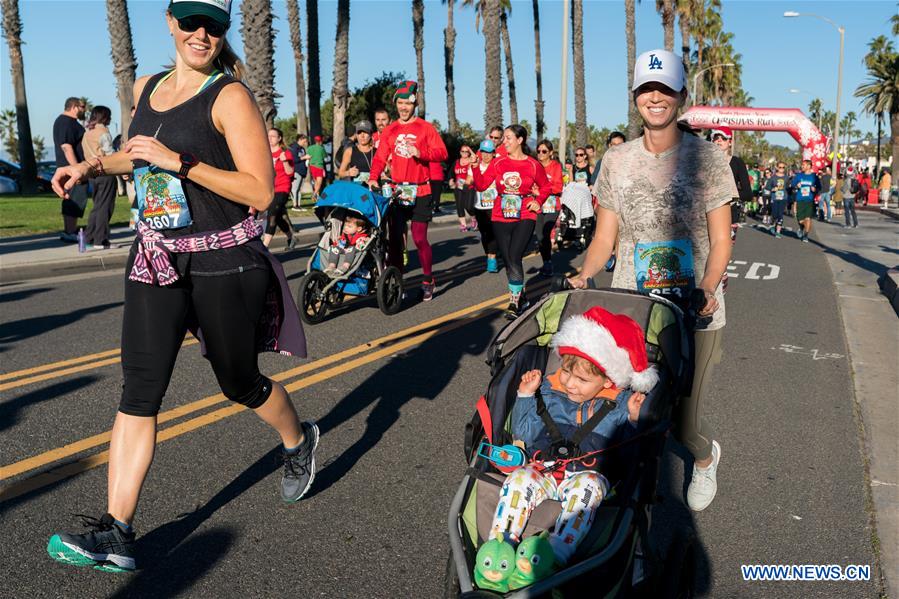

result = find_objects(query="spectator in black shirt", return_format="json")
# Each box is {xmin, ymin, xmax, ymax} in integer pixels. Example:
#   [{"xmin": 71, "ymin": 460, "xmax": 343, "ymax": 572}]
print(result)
[{"xmin": 52, "ymin": 97, "xmax": 88, "ymax": 242}]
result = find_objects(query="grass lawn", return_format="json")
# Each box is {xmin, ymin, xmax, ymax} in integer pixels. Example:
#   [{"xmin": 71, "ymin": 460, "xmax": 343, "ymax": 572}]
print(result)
[{"xmin": 0, "ymin": 191, "xmax": 459, "ymax": 238}]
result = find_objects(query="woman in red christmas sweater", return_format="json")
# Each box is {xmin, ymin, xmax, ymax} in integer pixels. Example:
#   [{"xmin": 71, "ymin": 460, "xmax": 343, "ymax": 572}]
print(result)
[
  {"xmin": 368, "ymin": 80, "xmax": 448, "ymax": 302},
  {"xmin": 535, "ymin": 139, "xmax": 564, "ymax": 276},
  {"xmin": 471, "ymin": 124, "xmax": 551, "ymax": 317}
]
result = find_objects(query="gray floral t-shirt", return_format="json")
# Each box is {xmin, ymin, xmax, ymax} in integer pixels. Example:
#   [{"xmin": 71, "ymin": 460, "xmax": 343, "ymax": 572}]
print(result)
[{"xmin": 593, "ymin": 133, "xmax": 736, "ymax": 330}]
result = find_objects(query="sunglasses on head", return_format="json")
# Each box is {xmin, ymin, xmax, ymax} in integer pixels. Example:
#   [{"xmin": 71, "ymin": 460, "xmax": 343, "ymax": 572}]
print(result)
[{"xmin": 177, "ymin": 15, "xmax": 228, "ymax": 37}]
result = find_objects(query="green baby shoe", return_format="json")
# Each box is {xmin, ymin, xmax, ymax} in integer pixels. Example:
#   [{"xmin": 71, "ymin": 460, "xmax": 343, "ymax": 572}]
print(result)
[
  {"xmin": 473, "ymin": 538, "xmax": 516, "ymax": 593},
  {"xmin": 508, "ymin": 532, "xmax": 556, "ymax": 590}
]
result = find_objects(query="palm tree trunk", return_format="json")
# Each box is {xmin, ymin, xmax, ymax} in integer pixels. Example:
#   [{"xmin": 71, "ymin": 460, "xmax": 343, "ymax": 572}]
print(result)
[
  {"xmin": 532, "ymin": 0, "xmax": 545, "ymax": 140},
  {"xmin": 286, "ymin": 0, "xmax": 308, "ymax": 136},
  {"xmin": 105, "ymin": 0, "xmax": 137, "ymax": 141},
  {"xmin": 890, "ymin": 110, "xmax": 898, "ymax": 182},
  {"xmin": 660, "ymin": 0, "xmax": 675, "ymax": 51},
  {"xmin": 240, "ymin": 0, "xmax": 277, "ymax": 128},
  {"xmin": 500, "ymin": 11, "xmax": 518, "ymax": 124},
  {"xmin": 307, "ymin": 0, "xmax": 322, "ymax": 136},
  {"xmin": 412, "ymin": 0, "xmax": 426, "ymax": 120},
  {"xmin": 332, "ymin": 0, "xmax": 350, "ymax": 162},
  {"xmin": 625, "ymin": 0, "xmax": 640, "ymax": 139},
  {"xmin": 1, "ymin": 0, "xmax": 36, "ymax": 192},
  {"xmin": 444, "ymin": 1, "xmax": 458, "ymax": 133},
  {"xmin": 571, "ymin": 0, "xmax": 587, "ymax": 147},
  {"xmin": 483, "ymin": 0, "xmax": 502, "ymax": 130}
]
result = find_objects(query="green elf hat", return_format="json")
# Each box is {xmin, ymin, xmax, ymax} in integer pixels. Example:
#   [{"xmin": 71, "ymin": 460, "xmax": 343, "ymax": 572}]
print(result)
[{"xmin": 393, "ymin": 80, "xmax": 418, "ymax": 104}]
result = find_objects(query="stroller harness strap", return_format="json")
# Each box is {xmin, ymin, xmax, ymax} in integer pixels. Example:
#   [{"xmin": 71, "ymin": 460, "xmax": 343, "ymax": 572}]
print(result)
[{"xmin": 534, "ymin": 387, "xmax": 617, "ymax": 458}]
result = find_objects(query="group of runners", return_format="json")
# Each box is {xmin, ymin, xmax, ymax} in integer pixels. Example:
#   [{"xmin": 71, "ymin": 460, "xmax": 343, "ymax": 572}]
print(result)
[{"xmin": 44, "ymin": 0, "xmax": 736, "ymax": 577}]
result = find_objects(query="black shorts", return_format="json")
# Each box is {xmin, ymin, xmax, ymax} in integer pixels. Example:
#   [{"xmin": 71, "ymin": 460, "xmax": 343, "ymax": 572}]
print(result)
[
  {"xmin": 61, "ymin": 184, "xmax": 89, "ymax": 218},
  {"xmin": 396, "ymin": 193, "xmax": 433, "ymax": 223}
]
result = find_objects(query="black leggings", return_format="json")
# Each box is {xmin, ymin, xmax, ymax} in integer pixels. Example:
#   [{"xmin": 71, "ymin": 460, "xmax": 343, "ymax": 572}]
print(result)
[
  {"xmin": 266, "ymin": 192, "xmax": 293, "ymax": 237},
  {"xmin": 454, "ymin": 187, "xmax": 475, "ymax": 218},
  {"xmin": 535, "ymin": 211, "xmax": 557, "ymax": 263},
  {"xmin": 119, "ymin": 268, "xmax": 273, "ymax": 417},
  {"xmin": 473, "ymin": 210, "xmax": 497, "ymax": 256},
  {"xmin": 493, "ymin": 220, "xmax": 535, "ymax": 285}
]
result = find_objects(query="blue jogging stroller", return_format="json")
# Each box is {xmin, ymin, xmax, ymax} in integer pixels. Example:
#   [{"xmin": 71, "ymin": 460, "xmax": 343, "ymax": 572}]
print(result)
[{"xmin": 296, "ymin": 182, "xmax": 403, "ymax": 323}]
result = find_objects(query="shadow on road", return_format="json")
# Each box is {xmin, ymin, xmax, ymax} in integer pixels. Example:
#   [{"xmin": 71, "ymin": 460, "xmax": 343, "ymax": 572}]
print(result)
[
  {"xmin": 809, "ymin": 238, "xmax": 892, "ymax": 278},
  {"xmin": 0, "ymin": 301, "xmax": 122, "ymax": 347},
  {"xmin": 0, "ymin": 286, "xmax": 54, "ymax": 304},
  {"xmin": 0, "ymin": 375, "xmax": 98, "ymax": 433},
  {"xmin": 307, "ymin": 309, "xmax": 497, "ymax": 497},
  {"xmin": 108, "ymin": 528, "xmax": 236, "ymax": 598}
]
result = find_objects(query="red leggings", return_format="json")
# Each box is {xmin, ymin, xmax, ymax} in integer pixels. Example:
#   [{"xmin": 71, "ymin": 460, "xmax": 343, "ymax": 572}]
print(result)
[{"xmin": 388, "ymin": 215, "xmax": 433, "ymax": 281}]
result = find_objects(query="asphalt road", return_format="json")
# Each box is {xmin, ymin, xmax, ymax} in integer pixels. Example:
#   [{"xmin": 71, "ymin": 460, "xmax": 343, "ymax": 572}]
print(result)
[{"xmin": 0, "ymin": 218, "xmax": 880, "ymax": 598}]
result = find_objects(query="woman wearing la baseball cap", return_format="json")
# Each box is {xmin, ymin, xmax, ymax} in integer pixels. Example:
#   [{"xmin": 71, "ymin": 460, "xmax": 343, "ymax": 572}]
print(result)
[
  {"xmin": 46, "ymin": 0, "xmax": 318, "ymax": 572},
  {"xmin": 570, "ymin": 49, "xmax": 736, "ymax": 513}
]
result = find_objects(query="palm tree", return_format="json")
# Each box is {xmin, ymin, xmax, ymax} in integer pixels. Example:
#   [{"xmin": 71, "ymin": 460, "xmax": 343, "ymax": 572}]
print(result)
[
  {"xmin": 1, "ymin": 0, "xmax": 36, "ymax": 191},
  {"xmin": 412, "ymin": 0, "xmax": 427, "ymax": 119},
  {"xmin": 571, "ymin": 0, "xmax": 587, "ymax": 146},
  {"xmin": 855, "ymin": 42, "xmax": 898, "ymax": 172},
  {"xmin": 532, "ymin": 0, "xmax": 545, "ymax": 139},
  {"xmin": 286, "ymin": 0, "xmax": 308, "ymax": 136},
  {"xmin": 808, "ymin": 98, "xmax": 823, "ymax": 130},
  {"xmin": 676, "ymin": 0, "xmax": 700, "ymax": 77},
  {"xmin": 499, "ymin": 8, "xmax": 518, "ymax": 123},
  {"xmin": 625, "ymin": 0, "xmax": 640, "ymax": 139},
  {"xmin": 307, "ymin": 0, "xmax": 322, "ymax": 136},
  {"xmin": 240, "ymin": 0, "xmax": 277, "ymax": 128},
  {"xmin": 331, "ymin": 0, "xmax": 350, "ymax": 161},
  {"xmin": 482, "ymin": 0, "xmax": 502, "ymax": 130},
  {"xmin": 656, "ymin": 0, "xmax": 675, "ymax": 52},
  {"xmin": 443, "ymin": 0, "xmax": 458, "ymax": 133},
  {"xmin": 105, "ymin": 0, "xmax": 137, "ymax": 141}
]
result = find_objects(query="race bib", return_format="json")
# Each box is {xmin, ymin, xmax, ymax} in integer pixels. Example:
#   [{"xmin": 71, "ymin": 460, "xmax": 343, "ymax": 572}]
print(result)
[
  {"xmin": 774, "ymin": 190, "xmax": 785, "ymax": 201},
  {"xmin": 380, "ymin": 183, "xmax": 393, "ymax": 198},
  {"xmin": 574, "ymin": 171, "xmax": 588, "ymax": 183},
  {"xmin": 397, "ymin": 183, "xmax": 418, "ymax": 207},
  {"xmin": 134, "ymin": 166, "xmax": 192, "ymax": 230},
  {"xmin": 542, "ymin": 195, "xmax": 558, "ymax": 214},
  {"xmin": 501, "ymin": 194, "xmax": 522, "ymax": 219},
  {"xmin": 456, "ymin": 178, "xmax": 467, "ymax": 188},
  {"xmin": 354, "ymin": 171, "xmax": 370, "ymax": 184},
  {"xmin": 799, "ymin": 185, "xmax": 811, "ymax": 199},
  {"xmin": 634, "ymin": 239, "xmax": 696, "ymax": 302},
  {"xmin": 476, "ymin": 187, "xmax": 497, "ymax": 210}
]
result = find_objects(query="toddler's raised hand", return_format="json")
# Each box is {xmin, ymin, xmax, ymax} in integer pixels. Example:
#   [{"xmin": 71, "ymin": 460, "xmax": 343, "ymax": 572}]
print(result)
[
  {"xmin": 518, "ymin": 369, "xmax": 543, "ymax": 395},
  {"xmin": 627, "ymin": 392, "xmax": 646, "ymax": 423}
]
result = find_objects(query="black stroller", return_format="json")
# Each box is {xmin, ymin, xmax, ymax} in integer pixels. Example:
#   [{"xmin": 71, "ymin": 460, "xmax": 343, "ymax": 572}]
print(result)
[
  {"xmin": 446, "ymin": 286, "xmax": 703, "ymax": 598},
  {"xmin": 555, "ymin": 182, "xmax": 596, "ymax": 251}
]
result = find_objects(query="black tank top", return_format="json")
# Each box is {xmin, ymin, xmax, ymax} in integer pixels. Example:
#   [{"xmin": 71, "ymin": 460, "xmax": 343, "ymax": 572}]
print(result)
[
  {"xmin": 129, "ymin": 71, "xmax": 267, "ymax": 276},
  {"xmin": 341, "ymin": 145, "xmax": 374, "ymax": 181}
]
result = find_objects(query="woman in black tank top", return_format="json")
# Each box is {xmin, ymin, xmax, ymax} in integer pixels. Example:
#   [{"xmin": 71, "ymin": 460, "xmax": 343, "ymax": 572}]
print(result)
[
  {"xmin": 46, "ymin": 2, "xmax": 318, "ymax": 572},
  {"xmin": 337, "ymin": 120, "xmax": 375, "ymax": 184}
]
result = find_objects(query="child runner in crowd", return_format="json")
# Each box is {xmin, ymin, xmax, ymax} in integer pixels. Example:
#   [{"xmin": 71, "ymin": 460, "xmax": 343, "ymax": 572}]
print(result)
[
  {"xmin": 325, "ymin": 215, "xmax": 370, "ymax": 276},
  {"xmin": 475, "ymin": 307, "xmax": 655, "ymax": 592}
]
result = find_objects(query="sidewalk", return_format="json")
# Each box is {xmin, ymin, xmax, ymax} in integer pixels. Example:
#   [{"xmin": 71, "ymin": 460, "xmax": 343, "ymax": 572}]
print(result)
[
  {"xmin": 0, "ymin": 208, "xmax": 464, "ymax": 284},
  {"xmin": 813, "ymin": 212, "xmax": 899, "ymax": 598}
]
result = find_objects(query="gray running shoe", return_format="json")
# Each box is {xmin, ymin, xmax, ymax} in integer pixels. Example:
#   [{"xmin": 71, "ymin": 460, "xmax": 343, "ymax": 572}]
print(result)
[
  {"xmin": 47, "ymin": 514, "xmax": 136, "ymax": 572},
  {"xmin": 280, "ymin": 421, "xmax": 319, "ymax": 503}
]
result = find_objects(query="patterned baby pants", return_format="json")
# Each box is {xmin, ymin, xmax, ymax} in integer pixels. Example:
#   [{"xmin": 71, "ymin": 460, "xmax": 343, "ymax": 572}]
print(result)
[{"xmin": 490, "ymin": 465, "xmax": 609, "ymax": 565}]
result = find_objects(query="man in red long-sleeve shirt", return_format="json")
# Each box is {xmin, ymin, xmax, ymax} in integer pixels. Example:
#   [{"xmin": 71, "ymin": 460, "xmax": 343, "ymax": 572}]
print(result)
[{"xmin": 368, "ymin": 80, "xmax": 448, "ymax": 301}]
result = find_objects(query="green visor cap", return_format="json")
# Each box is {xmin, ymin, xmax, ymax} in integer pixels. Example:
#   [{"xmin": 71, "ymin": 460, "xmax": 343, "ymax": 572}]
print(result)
[{"xmin": 169, "ymin": 0, "xmax": 231, "ymax": 26}]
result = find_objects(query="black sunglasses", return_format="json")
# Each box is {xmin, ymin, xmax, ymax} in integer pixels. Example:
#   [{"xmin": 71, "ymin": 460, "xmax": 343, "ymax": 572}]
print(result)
[
  {"xmin": 575, "ymin": 153, "xmax": 586, "ymax": 157},
  {"xmin": 537, "ymin": 149, "xmax": 549, "ymax": 154},
  {"xmin": 177, "ymin": 15, "xmax": 229, "ymax": 37}
]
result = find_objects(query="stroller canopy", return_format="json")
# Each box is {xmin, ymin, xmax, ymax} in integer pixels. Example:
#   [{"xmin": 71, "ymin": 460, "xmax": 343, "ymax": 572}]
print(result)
[{"xmin": 315, "ymin": 181, "xmax": 390, "ymax": 228}]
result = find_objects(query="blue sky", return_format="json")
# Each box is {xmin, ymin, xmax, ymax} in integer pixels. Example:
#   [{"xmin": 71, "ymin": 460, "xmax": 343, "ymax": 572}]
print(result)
[{"xmin": 0, "ymin": 0, "xmax": 896, "ymax": 159}]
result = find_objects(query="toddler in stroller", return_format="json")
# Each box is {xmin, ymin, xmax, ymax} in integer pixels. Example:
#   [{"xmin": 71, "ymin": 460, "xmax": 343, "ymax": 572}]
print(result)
[
  {"xmin": 324, "ymin": 215, "xmax": 370, "ymax": 276},
  {"xmin": 474, "ymin": 306, "xmax": 654, "ymax": 592}
]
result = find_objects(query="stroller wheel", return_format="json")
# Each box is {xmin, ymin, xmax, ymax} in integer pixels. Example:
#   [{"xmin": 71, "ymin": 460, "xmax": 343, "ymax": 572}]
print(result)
[
  {"xmin": 325, "ymin": 288, "xmax": 345, "ymax": 308},
  {"xmin": 297, "ymin": 271, "xmax": 330, "ymax": 324},
  {"xmin": 377, "ymin": 266, "xmax": 404, "ymax": 315},
  {"xmin": 655, "ymin": 524, "xmax": 697, "ymax": 599}
]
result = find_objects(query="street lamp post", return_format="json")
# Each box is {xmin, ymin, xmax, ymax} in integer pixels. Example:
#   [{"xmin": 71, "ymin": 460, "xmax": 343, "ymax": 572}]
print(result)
[
  {"xmin": 691, "ymin": 63, "xmax": 735, "ymax": 106},
  {"xmin": 558, "ymin": 0, "xmax": 570, "ymax": 163},
  {"xmin": 784, "ymin": 11, "xmax": 844, "ymax": 178}
]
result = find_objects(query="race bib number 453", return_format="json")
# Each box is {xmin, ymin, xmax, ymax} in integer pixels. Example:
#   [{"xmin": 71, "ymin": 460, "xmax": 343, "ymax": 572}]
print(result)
[
  {"xmin": 634, "ymin": 239, "xmax": 695, "ymax": 300},
  {"xmin": 135, "ymin": 166, "xmax": 193, "ymax": 230}
]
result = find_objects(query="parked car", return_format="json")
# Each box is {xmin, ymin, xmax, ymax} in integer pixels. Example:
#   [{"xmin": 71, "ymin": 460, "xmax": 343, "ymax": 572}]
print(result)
[
  {"xmin": 0, "ymin": 175, "xmax": 18, "ymax": 194},
  {"xmin": 0, "ymin": 158, "xmax": 53, "ymax": 193},
  {"xmin": 36, "ymin": 160, "xmax": 57, "ymax": 181}
]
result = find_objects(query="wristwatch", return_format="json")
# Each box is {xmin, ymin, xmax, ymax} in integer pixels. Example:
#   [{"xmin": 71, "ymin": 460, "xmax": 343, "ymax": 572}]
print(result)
[{"xmin": 177, "ymin": 153, "xmax": 198, "ymax": 179}]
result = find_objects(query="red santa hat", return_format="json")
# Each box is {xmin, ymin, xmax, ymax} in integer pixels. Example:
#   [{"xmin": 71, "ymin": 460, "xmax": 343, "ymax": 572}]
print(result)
[
  {"xmin": 710, "ymin": 126, "xmax": 733, "ymax": 140},
  {"xmin": 551, "ymin": 306, "xmax": 659, "ymax": 393}
]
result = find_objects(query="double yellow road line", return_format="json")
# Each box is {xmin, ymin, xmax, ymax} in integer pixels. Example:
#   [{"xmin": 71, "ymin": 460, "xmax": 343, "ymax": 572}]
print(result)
[{"xmin": 0, "ymin": 292, "xmax": 513, "ymax": 502}]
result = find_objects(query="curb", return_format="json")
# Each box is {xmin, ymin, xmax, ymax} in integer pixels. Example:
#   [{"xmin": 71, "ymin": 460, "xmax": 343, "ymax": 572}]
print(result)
[
  {"xmin": 878, "ymin": 267, "xmax": 899, "ymax": 317},
  {"xmin": 0, "ymin": 213, "xmax": 464, "ymax": 284}
]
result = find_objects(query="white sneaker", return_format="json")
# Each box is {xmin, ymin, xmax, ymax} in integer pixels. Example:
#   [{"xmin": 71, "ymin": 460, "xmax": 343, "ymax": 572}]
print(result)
[{"xmin": 687, "ymin": 440, "xmax": 720, "ymax": 512}]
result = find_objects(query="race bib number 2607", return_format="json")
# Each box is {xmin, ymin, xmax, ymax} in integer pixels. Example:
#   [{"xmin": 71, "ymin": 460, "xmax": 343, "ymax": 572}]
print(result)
[{"xmin": 134, "ymin": 166, "xmax": 193, "ymax": 230}]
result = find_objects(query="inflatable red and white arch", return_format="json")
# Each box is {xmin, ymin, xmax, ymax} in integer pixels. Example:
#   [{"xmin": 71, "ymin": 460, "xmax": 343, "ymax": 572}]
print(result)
[{"xmin": 680, "ymin": 106, "xmax": 830, "ymax": 170}]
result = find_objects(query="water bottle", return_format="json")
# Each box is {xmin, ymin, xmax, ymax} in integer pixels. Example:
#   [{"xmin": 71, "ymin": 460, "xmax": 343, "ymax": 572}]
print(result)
[{"xmin": 77, "ymin": 228, "xmax": 86, "ymax": 253}]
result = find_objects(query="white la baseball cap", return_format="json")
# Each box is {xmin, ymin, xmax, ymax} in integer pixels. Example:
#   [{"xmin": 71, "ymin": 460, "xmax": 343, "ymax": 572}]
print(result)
[
  {"xmin": 169, "ymin": 0, "xmax": 231, "ymax": 26},
  {"xmin": 632, "ymin": 49, "xmax": 686, "ymax": 92}
]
